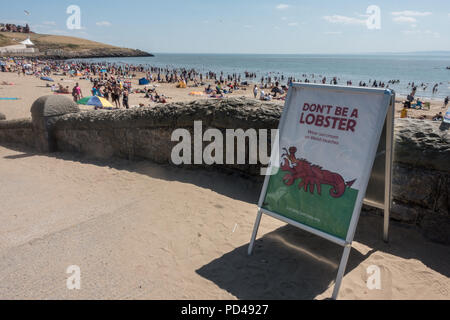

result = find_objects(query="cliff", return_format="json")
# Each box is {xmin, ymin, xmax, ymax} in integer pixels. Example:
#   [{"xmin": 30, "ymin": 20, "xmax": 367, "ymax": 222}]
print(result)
[{"xmin": 0, "ymin": 32, "xmax": 153, "ymax": 58}]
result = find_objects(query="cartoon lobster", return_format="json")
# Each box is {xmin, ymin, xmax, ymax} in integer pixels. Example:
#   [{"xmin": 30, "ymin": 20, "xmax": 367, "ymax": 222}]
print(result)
[{"xmin": 280, "ymin": 147, "xmax": 356, "ymax": 198}]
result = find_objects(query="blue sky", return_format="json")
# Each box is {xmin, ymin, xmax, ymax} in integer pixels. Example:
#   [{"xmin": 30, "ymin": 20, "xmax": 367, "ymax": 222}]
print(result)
[{"xmin": 1, "ymin": 0, "xmax": 450, "ymax": 54}]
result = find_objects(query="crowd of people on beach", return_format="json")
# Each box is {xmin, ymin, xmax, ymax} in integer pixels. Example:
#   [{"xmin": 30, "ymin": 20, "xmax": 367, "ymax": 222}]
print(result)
[
  {"xmin": 1, "ymin": 56, "xmax": 449, "ymax": 121},
  {"xmin": 399, "ymin": 81, "xmax": 449, "ymax": 121},
  {"xmin": 89, "ymin": 77, "xmax": 131, "ymax": 109}
]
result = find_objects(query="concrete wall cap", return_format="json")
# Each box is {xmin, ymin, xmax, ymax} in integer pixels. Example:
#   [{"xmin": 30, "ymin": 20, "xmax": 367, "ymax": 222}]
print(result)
[{"xmin": 30, "ymin": 95, "xmax": 80, "ymax": 119}]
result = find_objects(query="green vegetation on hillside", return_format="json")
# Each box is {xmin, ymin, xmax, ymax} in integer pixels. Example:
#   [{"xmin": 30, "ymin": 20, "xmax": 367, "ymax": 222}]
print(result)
[
  {"xmin": 0, "ymin": 32, "xmax": 152, "ymax": 57},
  {"xmin": 0, "ymin": 33, "xmax": 14, "ymax": 47},
  {"xmin": 0, "ymin": 32, "xmax": 116, "ymax": 51}
]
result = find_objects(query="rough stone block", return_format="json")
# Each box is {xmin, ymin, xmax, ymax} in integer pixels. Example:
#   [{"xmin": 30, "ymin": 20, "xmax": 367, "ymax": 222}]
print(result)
[{"xmin": 30, "ymin": 95, "xmax": 79, "ymax": 152}]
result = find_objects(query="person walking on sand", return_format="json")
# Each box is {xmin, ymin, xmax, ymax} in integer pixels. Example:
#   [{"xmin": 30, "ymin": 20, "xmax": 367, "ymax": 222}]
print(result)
[
  {"xmin": 123, "ymin": 90, "xmax": 129, "ymax": 109},
  {"xmin": 104, "ymin": 85, "xmax": 110, "ymax": 101},
  {"xmin": 444, "ymin": 96, "xmax": 449, "ymax": 108},
  {"xmin": 111, "ymin": 86, "xmax": 118, "ymax": 108},
  {"xmin": 111, "ymin": 86, "xmax": 121, "ymax": 109},
  {"xmin": 72, "ymin": 83, "xmax": 82, "ymax": 102},
  {"xmin": 260, "ymin": 90, "xmax": 265, "ymax": 101},
  {"xmin": 253, "ymin": 85, "xmax": 258, "ymax": 98}
]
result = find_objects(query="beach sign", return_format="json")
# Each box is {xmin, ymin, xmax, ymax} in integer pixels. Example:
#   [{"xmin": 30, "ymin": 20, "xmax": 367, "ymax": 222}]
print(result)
[
  {"xmin": 444, "ymin": 106, "xmax": 450, "ymax": 124},
  {"xmin": 249, "ymin": 83, "xmax": 395, "ymax": 299}
]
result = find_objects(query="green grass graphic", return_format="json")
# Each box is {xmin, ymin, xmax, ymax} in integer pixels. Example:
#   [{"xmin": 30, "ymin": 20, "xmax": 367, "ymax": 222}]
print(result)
[{"xmin": 263, "ymin": 168, "xmax": 359, "ymax": 240}]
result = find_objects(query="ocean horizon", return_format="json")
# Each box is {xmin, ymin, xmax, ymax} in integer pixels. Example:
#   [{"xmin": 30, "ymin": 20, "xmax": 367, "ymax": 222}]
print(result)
[{"xmin": 75, "ymin": 53, "xmax": 450, "ymax": 99}]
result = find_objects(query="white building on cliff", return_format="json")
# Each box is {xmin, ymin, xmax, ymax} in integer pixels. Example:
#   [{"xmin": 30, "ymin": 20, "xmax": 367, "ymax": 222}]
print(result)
[{"xmin": 0, "ymin": 37, "xmax": 36, "ymax": 54}]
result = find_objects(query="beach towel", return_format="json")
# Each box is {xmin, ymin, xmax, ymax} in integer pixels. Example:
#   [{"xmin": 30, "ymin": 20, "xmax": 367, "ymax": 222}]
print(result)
[
  {"xmin": 139, "ymin": 78, "xmax": 150, "ymax": 85},
  {"xmin": 40, "ymin": 76, "xmax": 54, "ymax": 82}
]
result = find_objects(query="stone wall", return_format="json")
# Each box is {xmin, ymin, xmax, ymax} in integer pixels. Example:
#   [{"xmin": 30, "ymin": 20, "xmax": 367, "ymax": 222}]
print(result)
[
  {"xmin": 390, "ymin": 119, "xmax": 449, "ymax": 243},
  {"xmin": 0, "ymin": 97, "xmax": 448, "ymax": 243},
  {"xmin": 0, "ymin": 117, "xmax": 34, "ymax": 148},
  {"xmin": 53, "ymin": 98, "xmax": 281, "ymax": 175}
]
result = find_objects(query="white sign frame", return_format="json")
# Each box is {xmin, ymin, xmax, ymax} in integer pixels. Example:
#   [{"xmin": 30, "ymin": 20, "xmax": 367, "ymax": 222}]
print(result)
[{"xmin": 248, "ymin": 83, "xmax": 395, "ymax": 300}]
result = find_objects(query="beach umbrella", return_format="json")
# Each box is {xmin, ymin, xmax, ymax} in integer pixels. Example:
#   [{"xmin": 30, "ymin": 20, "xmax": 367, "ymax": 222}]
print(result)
[
  {"xmin": 40, "ymin": 76, "xmax": 54, "ymax": 82},
  {"xmin": 77, "ymin": 96, "xmax": 114, "ymax": 108}
]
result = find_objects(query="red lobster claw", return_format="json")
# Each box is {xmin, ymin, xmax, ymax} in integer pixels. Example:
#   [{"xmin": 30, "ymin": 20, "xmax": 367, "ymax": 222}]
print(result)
[{"xmin": 283, "ymin": 174, "xmax": 294, "ymax": 186}]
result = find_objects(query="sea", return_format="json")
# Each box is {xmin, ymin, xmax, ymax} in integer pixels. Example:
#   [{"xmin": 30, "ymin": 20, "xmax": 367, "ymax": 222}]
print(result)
[{"xmin": 75, "ymin": 53, "xmax": 450, "ymax": 99}]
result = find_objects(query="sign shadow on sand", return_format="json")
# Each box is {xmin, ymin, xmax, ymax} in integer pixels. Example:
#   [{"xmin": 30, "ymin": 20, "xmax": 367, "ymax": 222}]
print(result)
[{"xmin": 196, "ymin": 224, "xmax": 371, "ymax": 300}]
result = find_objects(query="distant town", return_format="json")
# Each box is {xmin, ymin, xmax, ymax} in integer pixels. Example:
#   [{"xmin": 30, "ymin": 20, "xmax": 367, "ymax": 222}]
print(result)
[{"xmin": 0, "ymin": 23, "xmax": 32, "ymax": 33}]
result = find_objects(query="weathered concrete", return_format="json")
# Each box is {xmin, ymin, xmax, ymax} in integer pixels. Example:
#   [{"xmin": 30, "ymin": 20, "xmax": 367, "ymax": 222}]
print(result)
[
  {"xmin": 0, "ymin": 112, "xmax": 5, "ymax": 121},
  {"xmin": 394, "ymin": 118, "xmax": 449, "ymax": 173},
  {"xmin": 0, "ymin": 118, "xmax": 34, "ymax": 148},
  {"xmin": 30, "ymin": 95, "xmax": 79, "ymax": 152},
  {"xmin": 53, "ymin": 98, "xmax": 281, "ymax": 175}
]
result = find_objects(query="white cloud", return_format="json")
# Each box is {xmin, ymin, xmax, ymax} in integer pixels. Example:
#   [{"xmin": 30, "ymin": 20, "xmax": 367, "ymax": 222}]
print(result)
[
  {"xmin": 402, "ymin": 29, "xmax": 440, "ymax": 38},
  {"xmin": 244, "ymin": 25, "xmax": 253, "ymax": 29},
  {"xmin": 96, "ymin": 21, "xmax": 112, "ymax": 27},
  {"xmin": 393, "ymin": 16, "xmax": 417, "ymax": 23},
  {"xmin": 391, "ymin": 11, "xmax": 432, "ymax": 17},
  {"xmin": 281, "ymin": 17, "xmax": 287, "ymax": 21},
  {"xmin": 324, "ymin": 31, "xmax": 342, "ymax": 35},
  {"xmin": 356, "ymin": 13, "xmax": 370, "ymax": 18},
  {"xmin": 43, "ymin": 21, "xmax": 56, "ymax": 25},
  {"xmin": 276, "ymin": 4, "xmax": 289, "ymax": 10},
  {"xmin": 288, "ymin": 22, "xmax": 298, "ymax": 27},
  {"xmin": 392, "ymin": 11, "xmax": 432, "ymax": 26},
  {"xmin": 323, "ymin": 15, "xmax": 366, "ymax": 25}
]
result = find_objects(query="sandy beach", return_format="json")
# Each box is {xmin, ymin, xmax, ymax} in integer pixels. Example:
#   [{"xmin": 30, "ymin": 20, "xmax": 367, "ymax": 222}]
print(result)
[
  {"xmin": 0, "ymin": 144, "xmax": 449, "ymax": 300},
  {"xmin": 0, "ymin": 71, "xmax": 447, "ymax": 121}
]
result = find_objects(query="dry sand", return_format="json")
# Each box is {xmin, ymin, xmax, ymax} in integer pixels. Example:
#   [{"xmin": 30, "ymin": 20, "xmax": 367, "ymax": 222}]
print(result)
[
  {"xmin": 0, "ymin": 72, "xmax": 447, "ymax": 120},
  {"xmin": 0, "ymin": 144, "xmax": 449, "ymax": 300}
]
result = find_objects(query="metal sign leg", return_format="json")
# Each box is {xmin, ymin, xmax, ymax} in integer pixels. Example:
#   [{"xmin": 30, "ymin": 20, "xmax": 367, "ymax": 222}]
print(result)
[
  {"xmin": 383, "ymin": 206, "xmax": 390, "ymax": 242},
  {"xmin": 248, "ymin": 210, "xmax": 263, "ymax": 255},
  {"xmin": 383, "ymin": 96, "xmax": 395, "ymax": 243},
  {"xmin": 331, "ymin": 244, "xmax": 352, "ymax": 300}
]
